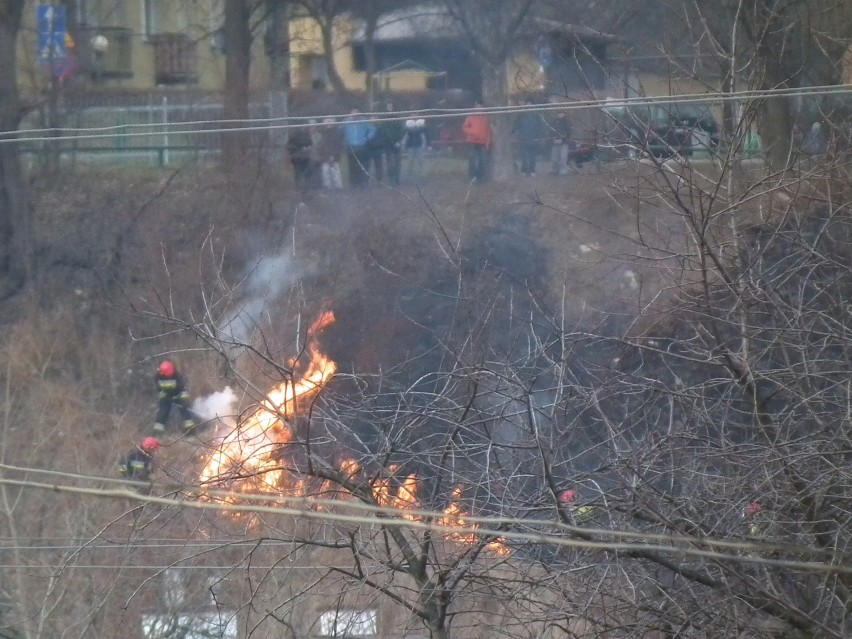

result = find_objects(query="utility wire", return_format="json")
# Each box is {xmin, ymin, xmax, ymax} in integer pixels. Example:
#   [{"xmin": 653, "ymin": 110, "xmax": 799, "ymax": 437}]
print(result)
[
  {"xmin": 0, "ymin": 461, "xmax": 839, "ymax": 557},
  {"xmin": 4, "ymin": 84, "xmax": 851, "ymax": 146},
  {"xmin": 0, "ymin": 473, "xmax": 848, "ymax": 574}
]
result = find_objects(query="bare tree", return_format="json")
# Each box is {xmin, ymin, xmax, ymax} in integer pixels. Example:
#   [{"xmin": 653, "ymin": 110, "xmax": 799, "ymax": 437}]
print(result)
[
  {"xmin": 223, "ymin": 0, "xmax": 254, "ymax": 165},
  {"xmin": 628, "ymin": 0, "xmax": 852, "ymax": 170},
  {"xmin": 131, "ymin": 123, "xmax": 849, "ymax": 637},
  {"xmin": 1, "ymin": 4, "xmax": 851, "ymax": 639},
  {"xmin": 346, "ymin": 0, "xmax": 420, "ymax": 106},
  {"xmin": 0, "ymin": 0, "xmax": 29, "ymax": 300},
  {"xmin": 289, "ymin": 0, "xmax": 354, "ymax": 94},
  {"xmin": 439, "ymin": 0, "xmax": 537, "ymax": 180}
]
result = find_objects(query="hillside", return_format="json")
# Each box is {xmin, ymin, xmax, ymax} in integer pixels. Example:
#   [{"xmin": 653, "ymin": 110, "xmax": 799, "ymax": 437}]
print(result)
[
  {"xmin": 0, "ymin": 160, "xmax": 679, "ymax": 483},
  {"xmin": 1, "ymin": 152, "xmax": 849, "ymax": 639}
]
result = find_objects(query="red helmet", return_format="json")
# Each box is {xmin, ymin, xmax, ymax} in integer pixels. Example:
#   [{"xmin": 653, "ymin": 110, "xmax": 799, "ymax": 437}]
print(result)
[
  {"xmin": 158, "ymin": 360, "xmax": 175, "ymax": 377},
  {"xmin": 744, "ymin": 501, "xmax": 762, "ymax": 517},
  {"xmin": 558, "ymin": 489, "xmax": 577, "ymax": 503},
  {"xmin": 141, "ymin": 437, "xmax": 160, "ymax": 452}
]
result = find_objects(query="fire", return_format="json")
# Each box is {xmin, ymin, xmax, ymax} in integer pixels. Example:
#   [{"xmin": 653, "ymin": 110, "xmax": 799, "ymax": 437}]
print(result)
[
  {"xmin": 439, "ymin": 487, "xmax": 510, "ymax": 555},
  {"xmin": 198, "ymin": 311, "xmax": 509, "ymax": 554},
  {"xmin": 199, "ymin": 311, "xmax": 337, "ymax": 497},
  {"xmin": 368, "ymin": 471, "xmax": 509, "ymax": 554}
]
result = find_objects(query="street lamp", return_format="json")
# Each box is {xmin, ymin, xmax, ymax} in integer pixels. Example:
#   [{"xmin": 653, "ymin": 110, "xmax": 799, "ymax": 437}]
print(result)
[{"xmin": 90, "ymin": 34, "xmax": 109, "ymax": 84}]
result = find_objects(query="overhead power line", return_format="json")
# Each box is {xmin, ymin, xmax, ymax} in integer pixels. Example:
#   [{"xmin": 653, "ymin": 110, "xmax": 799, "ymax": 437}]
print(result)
[
  {"xmin": 0, "ymin": 466, "xmax": 848, "ymax": 574},
  {"xmin": 3, "ymin": 84, "xmax": 851, "ymax": 146},
  {"xmin": 0, "ymin": 462, "xmax": 836, "ymax": 558}
]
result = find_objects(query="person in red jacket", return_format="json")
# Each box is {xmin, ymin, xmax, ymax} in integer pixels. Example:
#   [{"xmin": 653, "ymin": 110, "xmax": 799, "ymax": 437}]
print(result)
[{"xmin": 462, "ymin": 101, "xmax": 493, "ymax": 183}]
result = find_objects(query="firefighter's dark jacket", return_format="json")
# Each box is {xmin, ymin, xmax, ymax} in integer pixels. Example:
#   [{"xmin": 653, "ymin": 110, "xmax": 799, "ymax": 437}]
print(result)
[
  {"xmin": 119, "ymin": 449, "xmax": 154, "ymax": 479},
  {"xmin": 156, "ymin": 372, "xmax": 189, "ymax": 400}
]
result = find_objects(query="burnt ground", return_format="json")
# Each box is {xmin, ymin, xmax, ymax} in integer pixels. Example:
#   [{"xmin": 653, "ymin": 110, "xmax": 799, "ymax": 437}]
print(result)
[{"xmin": 1, "ymin": 156, "xmax": 696, "ymax": 478}]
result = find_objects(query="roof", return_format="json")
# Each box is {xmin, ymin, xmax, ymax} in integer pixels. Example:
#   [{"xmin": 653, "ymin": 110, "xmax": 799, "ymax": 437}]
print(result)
[
  {"xmin": 373, "ymin": 60, "xmax": 448, "ymax": 77},
  {"xmin": 351, "ymin": 7, "xmax": 617, "ymax": 45},
  {"xmin": 525, "ymin": 17, "xmax": 619, "ymax": 45},
  {"xmin": 351, "ymin": 7, "xmax": 461, "ymax": 42}
]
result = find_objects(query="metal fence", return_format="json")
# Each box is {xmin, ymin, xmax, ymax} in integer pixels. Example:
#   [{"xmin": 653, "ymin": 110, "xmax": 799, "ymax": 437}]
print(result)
[{"xmin": 19, "ymin": 91, "xmax": 275, "ymax": 167}]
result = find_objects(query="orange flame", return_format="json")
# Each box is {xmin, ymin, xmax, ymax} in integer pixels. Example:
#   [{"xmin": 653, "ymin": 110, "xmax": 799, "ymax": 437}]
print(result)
[
  {"xmin": 199, "ymin": 312, "xmax": 337, "ymax": 499},
  {"xmin": 198, "ymin": 311, "xmax": 509, "ymax": 554}
]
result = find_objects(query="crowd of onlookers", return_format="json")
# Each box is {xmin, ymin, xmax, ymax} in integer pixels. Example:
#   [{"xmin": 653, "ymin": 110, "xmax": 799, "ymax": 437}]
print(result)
[
  {"xmin": 286, "ymin": 102, "xmax": 434, "ymax": 191},
  {"xmin": 285, "ymin": 100, "xmax": 593, "ymax": 191},
  {"xmin": 285, "ymin": 99, "xmax": 850, "ymax": 190}
]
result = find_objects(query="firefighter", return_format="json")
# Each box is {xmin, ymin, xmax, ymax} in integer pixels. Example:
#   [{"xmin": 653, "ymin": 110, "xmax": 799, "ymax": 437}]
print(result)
[
  {"xmin": 558, "ymin": 487, "xmax": 596, "ymax": 522},
  {"xmin": 118, "ymin": 437, "xmax": 160, "ymax": 481},
  {"xmin": 743, "ymin": 501, "xmax": 764, "ymax": 537},
  {"xmin": 154, "ymin": 359, "xmax": 196, "ymax": 434}
]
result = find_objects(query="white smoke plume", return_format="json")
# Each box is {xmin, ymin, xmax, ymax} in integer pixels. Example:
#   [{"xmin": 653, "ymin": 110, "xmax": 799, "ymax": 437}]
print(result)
[
  {"xmin": 192, "ymin": 386, "xmax": 238, "ymax": 428},
  {"xmin": 220, "ymin": 252, "xmax": 299, "ymax": 344}
]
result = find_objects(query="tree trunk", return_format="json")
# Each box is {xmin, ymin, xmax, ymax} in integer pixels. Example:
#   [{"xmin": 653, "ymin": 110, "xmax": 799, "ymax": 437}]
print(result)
[
  {"xmin": 223, "ymin": 0, "xmax": 252, "ymax": 165},
  {"xmin": 363, "ymin": 1, "xmax": 380, "ymax": 108},
  {"xmin": 481, "ymin": 62, "xmax": 512, "ymax": 182},
  {"xmin": 266, "ymin": 0, "xmax": 290, "ymax": 165},
  {"xmin": 427, "ymin": 624, "xmax": 449, "ymax": 639},
  {"xmin": 0, "ymin": 0, "xmax": 29, "ymax": 301},
  {"xmin": 320, "ymin": 22, "xmax": 347, "ymax": 94},
  {"xmin": 755, "ymin": 53, "xmax": 794, "ymax": 172}
]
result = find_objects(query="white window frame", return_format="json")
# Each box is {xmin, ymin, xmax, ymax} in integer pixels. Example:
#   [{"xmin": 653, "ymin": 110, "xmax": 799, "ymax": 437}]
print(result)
[
  {"xmin": 78, "ymin": 0, "xmax": 128, "ymax": 28},
  {"xmin": 318, "ymin": 609, "xmax": 378, "ymax": 638},
  {"xmin": 143, "ymin": 0, "xmax": 189, "ymax": 39},
  {"xmin": 210, "ymin": 0, "xmax": 226, "ymax": 32}
]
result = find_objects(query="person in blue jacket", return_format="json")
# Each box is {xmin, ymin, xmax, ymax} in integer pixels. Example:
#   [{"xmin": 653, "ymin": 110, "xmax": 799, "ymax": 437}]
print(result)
[{"xmin": 342, "ymin": 107, "xmax": 377, "ymax": 188}]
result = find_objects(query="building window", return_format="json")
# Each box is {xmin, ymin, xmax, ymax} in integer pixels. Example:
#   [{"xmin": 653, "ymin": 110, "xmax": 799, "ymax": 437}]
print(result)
[
  {"xmin": 142, "ymin": 612, "xmax": 237, "ymax": 639},
  {"xmin": 310, "ymin": 56, "xmax": 329, "ymax": 89},
  {"xmin": 78, "ymin": 0, "xmax": 128, "ymax": 28},
  {"xmin": 210, "ymin": 0, "xmax": 226, "ymax": 43},
  {"xmin": 143, "ymin": 0, "xmax": 189, "ymax": 39},
  {"xmin": 318, "ymin": 610, "xmax": 378, "ymax": 638},
  {"xmin": 162, "ymin": 567, "xmax": 186, "ymax": 608}
]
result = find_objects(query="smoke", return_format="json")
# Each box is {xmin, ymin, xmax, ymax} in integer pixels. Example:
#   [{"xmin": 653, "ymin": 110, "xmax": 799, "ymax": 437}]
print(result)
[
  {"xmin": 220, "ymin": 252, "xmax": 299, "ymax": 344},
  {"xmin": 192, "ymin": 386, "xmax": 238, "ymax": 428},
  {"xmin": 195, "ymin": 248, "xmax": 306, "ymax": 433}
]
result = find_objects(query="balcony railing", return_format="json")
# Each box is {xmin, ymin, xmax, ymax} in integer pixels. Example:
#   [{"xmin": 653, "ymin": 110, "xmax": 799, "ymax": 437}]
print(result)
[
  {"xmin": 77, "ymin": 26, "xmax": 134, "ymax": 81},
  {"xmin": 151, "ymin": 34, "xmax": 199, "ymax": 85}
]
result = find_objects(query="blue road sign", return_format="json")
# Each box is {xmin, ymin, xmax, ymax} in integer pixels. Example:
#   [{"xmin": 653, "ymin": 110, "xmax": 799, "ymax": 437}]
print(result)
[
  {"xmin": 36, "ymin": 4, "xmax": 67, "ymax": 65},
  {"xmin": 37, "ymin": 4, "xmax": 67, "ymax": 34}
]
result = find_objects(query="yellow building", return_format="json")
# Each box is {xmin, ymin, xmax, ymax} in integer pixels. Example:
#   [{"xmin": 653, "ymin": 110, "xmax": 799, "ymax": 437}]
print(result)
[
  {"xmin": 287, "ymin": 9, "xmax": 615, "ymax": 99},
  {"xmin": 16, "ymin": 2, "xmax": 615, "ymax": 103},
  {"xmin": 17, "ymin": 0, "xmax": 273, "ymax": 96}
]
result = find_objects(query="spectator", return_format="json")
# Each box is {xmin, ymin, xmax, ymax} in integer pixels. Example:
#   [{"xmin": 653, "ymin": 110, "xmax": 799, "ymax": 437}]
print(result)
[
  {"xmin": 286, "ymin": 124, "xmax": 313, "ymax": 189},
  {"xmin": 377, "ymin": 102, "xmax": 405, "ymax": 185},
  {"xmin": 803, "ymin": 121, "xmax": 826, "ymax": 155},
  {"xmin": 366, "ymin": 113, "xmax": 386, "ymax": 182},
  {"xmin": 402, "ymin": 117, "xmax": 429, "ymax": 183},
  {"xmin": 549, "ymin": 111, "xmax": 573, "ymax": 175},
  {"xmin": 744, "ymin": 129, "xmax": 761, "ymax": 158},
  {"xmin": 342, "ymin": 108, "xmax": 377, "ymax": 188},
  {"xmin": 319, "ymin": 117, "xmax": 344, "ymax": 190},
  {"xmin": 307, "ymin": 119, "xmax": 324, "ymax": 189},
  {"xmin": 513, "ymin": 98, "xmax": 544, "ymax": 176},
  {"xmin": 462, "ymin": 101, "xmax": 492, "ymax": 183}
]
